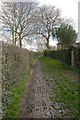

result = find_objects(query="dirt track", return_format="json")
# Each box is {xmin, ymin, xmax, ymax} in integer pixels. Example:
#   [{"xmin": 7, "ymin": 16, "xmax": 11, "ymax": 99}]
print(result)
[{"xmin": 19, "ymin": 60, "xmax": 54, "ymax": 118}]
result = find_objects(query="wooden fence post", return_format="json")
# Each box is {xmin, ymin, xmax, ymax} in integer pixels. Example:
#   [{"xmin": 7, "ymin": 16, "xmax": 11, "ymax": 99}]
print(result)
[{"xmin": 71, "ymin": 50, "xmax": 74, "ymax": 67}]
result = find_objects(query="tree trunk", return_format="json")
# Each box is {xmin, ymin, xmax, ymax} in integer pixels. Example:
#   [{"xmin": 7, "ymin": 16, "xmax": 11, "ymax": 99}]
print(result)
[
  {"xmin": 46, "ymin": 38, "xmax": 50, "ymax": 50},
  {"xmin": 12, "ymin": 30, "xmax": 17, "ymax": 45},
  {"xmin": 12, "ymin": 31, "xmax": 15, "ymax": 44},
  {"xmin": 19, "ymin": 35, "xmax": 22, "ymax": 47},
  {"xmin": 14, "ymin": 30, "xmax": 17, "ymax": 45}
]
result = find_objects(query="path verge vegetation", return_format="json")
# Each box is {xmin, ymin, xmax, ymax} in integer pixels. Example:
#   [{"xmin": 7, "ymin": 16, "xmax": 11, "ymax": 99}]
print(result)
[
  {"xmin": 40, "ymin": 57, "xmax": 79, "ymax": 118},
  {"xmin": 4, "ymin": 67, "xmax": 32, "ymax": 118}
]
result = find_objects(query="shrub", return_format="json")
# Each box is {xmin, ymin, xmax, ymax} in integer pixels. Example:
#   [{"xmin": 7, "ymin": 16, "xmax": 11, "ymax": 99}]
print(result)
[
  {"xmin": 43, "ymin": 48, "xmax": 80, "ymax": 67},
  {"xmin": 44, "ymin": 49, "xmax": 71, "ymax": 66}
]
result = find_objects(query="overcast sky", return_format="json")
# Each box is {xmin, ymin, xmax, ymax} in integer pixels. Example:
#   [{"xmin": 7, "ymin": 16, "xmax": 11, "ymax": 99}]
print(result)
[{"xmin": 38, "ymin": 0, "xmax": 79, "ymax": 32}]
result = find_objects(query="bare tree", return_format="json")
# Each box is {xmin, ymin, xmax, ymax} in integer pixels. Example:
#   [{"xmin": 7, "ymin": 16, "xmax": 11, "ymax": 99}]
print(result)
[
  {"xmin": 34, "ymin": 5, "xmax": 62, "ymax": 49},
  {"xmin": 32, "ymin": 35, "xmax": 46, "ymax": 52},
  {"xmin": 0, "ymin": 2, "xmax": 38, "ymax": 47},
  {"xmin": 0, "ymin": 2, "xmax": 73, "ymax": 49}
]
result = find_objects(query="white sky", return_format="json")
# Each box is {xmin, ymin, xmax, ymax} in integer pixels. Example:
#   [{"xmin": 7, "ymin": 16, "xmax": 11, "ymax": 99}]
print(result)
[{"xmin": 38, "ymin": 0, "xmax": 80, "ymax": 32}]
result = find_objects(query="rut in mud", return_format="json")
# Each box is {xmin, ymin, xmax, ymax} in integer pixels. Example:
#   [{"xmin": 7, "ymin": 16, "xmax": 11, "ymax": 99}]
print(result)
[{"xmin": 19, "ymin": 60, "xmax": 54, "ymax": 118}]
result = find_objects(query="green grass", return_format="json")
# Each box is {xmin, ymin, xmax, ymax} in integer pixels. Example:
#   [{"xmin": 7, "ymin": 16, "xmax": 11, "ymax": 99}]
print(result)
[
  {"xmin": 4, "ymin": 69, "xmax": 31, "ymax": 118},
  {"xmin": 40, "ymin": 57, "xmax": 79, "ymax": 118},
  {"xmin": 71, "ymin": 66, "xmax": 80, "ymax": 73}
]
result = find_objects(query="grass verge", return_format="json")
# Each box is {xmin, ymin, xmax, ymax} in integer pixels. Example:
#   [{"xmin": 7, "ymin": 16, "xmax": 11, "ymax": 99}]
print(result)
[
  {"xmin": 40, "ymin": 57, "xmax": 79, "ymax": 118},
  {"xmin": 4, "ymin": 68, "xmax": 32, "ymax": 118}
]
